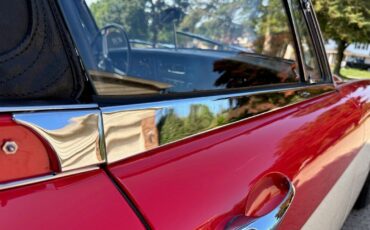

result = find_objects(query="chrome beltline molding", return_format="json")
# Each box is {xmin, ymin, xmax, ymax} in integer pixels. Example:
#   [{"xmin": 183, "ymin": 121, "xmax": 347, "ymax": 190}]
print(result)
[
  {"xmin": 13, "ymin": 109, "xmax": 105, "ymax": 172},
  {"xmin": 103, "ymin": 85, "xmax": 332, "ymax": 112},
  {"xmin": 0, "ymin": 166, "xmax": 99, "ymax": 191},
  {"xmin": 102, "ymin": 84, "xmax": 335, "ymax": 163},
  {"xmin": 0, "ymin": 103, "xmax": 98, "ymax": 113}
]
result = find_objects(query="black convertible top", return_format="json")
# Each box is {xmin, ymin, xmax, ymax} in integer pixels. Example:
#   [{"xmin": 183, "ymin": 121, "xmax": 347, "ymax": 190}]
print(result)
[{"xmin": 0, "ymin": 0, "xmax": 84, "ymax": 100}]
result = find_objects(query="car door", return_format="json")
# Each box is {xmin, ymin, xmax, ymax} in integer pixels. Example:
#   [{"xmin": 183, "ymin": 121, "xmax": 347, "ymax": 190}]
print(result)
[
  {"xmin": 101, "ymin": 84, "xmax": 364, "ymax": 230},
  {"xmin": 59, "ymin": 0, "xmax": 367, "ymax": 229}
]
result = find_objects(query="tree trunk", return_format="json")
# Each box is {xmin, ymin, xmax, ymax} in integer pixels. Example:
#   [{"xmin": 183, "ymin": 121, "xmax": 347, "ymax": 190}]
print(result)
[
  {"xmin": 333, "ymin": 40, "xmax": 347, "ymax": 76},
  {"xmin": 149, "ymin": 0, "xmax": 158, "ymax": 48}
]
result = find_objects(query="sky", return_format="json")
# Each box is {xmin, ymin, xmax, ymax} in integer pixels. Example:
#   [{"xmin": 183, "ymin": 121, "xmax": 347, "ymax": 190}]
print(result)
[{"xmin": 85, "ymin": 0, "xmax": 98, "ymax": 6}]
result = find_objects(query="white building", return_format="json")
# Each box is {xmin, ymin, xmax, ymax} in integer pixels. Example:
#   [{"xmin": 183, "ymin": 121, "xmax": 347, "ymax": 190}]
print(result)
[{"xmin": 325, "ymin": 40, "xmax": 370, "ymax": 68}]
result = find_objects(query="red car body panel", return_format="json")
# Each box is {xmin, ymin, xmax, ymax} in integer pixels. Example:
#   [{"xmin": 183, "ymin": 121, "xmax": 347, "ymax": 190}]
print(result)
[
  {"xmin": 107, "ymin": 82, "xmax": 367, "ymax": 229},
  {"xmin": 0, "ymin": 170, "xmax": 144, "ymax": 230},
  {"xmin": 346, "ymin": 81, "xmax": 370, "ymax": 138}
]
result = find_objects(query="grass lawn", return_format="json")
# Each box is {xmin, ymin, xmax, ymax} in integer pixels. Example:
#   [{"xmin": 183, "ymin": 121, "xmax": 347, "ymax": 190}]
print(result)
[{"xmin": 340, "ymin": 68, "xmax": 370, "ymax": 79}]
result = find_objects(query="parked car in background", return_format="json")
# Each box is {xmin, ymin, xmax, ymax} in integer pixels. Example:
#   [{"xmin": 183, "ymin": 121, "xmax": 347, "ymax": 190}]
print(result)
[
  {"xmin": 1, "ymin": 0, "xmax": 370, "ymax": 229},
  {"xmin": 325, "ymin": 40, "xmax": 370, "ymax": 72},
  {"xmin": 346, "ymin": 57, "xmax": 370, "ymax": 71}
]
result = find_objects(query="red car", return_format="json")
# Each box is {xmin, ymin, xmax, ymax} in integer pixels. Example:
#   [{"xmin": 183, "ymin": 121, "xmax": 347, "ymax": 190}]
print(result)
[{"xmin": 0, "ymin": 0, "xmax": 369, "ymax": 229}]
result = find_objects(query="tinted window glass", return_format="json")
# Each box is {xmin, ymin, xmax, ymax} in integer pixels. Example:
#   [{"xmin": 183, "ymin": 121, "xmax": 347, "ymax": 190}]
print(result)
[
  {"xmin": 290, "ymin": 0, "xmax": 322, "ymax": 82},
  {"xmin": 62, "ymin": 0, "xmax": 300, "ymax": 96}
]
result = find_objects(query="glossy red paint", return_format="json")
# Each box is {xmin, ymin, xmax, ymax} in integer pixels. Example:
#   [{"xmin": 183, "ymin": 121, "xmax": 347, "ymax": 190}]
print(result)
[
  {"xmin": 0, "ymin": 170, "xmax": 145, "ymax": 230},
  {"xmin": 343, "ymin": 80, "xmax": 370, "ymax": 139},
  {"xmin": 0, "ymin": 115, "xmax": 56, "ymax": 183},
  {"xmin": 108, "ymin": 82, "xmax": 365, "ymax": 229}
]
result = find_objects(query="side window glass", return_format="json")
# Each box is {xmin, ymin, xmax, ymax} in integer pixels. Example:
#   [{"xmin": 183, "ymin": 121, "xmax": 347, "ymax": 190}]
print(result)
[
  {"xmin": 290, "ymin": 0, "xmax": 322, "ymax": 82},
  {"xmin": 63, "ymin": 0, "xmax": 301, "ymax": 96}
]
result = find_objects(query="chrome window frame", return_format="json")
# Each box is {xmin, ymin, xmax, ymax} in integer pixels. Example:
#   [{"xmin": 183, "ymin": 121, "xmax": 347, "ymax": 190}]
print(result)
[
  {"xmin": 307, "ymin": 0, "xmax": 333, "ymax": 82},
  {"xmin": 284, "ymin": 0, "xmax": 307, "ymax": 83},
  {"xmin": 288, "ymin": 0, "xmax": 333, "ymax": 83}
]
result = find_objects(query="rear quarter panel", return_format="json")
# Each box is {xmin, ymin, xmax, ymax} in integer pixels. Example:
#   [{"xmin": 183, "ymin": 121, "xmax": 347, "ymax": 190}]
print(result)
[{"xmin": 0, "ymin": 170, "xmax": 144, "ymax": 230}]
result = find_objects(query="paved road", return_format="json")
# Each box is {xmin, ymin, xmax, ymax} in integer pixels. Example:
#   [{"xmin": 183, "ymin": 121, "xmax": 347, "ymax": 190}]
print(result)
[{"xmin": 342, "ymin": 193, "xmax": 370, "ymax": 229}]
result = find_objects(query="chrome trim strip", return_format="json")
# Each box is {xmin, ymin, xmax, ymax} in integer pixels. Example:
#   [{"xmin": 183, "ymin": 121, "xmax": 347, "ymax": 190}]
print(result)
[
  {"xmin": 102, "ymin": 84, "xmax": 335, "ymax": 163},
  {"xmin": 0, "ymin": 104, "xmax": 98, "ymax": 113},
  {"xmin": 102, "ymin": 84, "xmax": 333, "ymax": 112},
  {"xmin": 13, "ymin": 110, "xmax": 105, "ymax": 172},
  {"xmin": 0, "ymin": 166, "xmax": 99, "ymax": 191}
]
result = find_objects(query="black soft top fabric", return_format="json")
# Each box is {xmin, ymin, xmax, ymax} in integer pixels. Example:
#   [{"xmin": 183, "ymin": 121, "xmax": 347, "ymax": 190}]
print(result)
[{"xmin": 0, "ymin": 0, "xmax": 84, "ymax": 100}]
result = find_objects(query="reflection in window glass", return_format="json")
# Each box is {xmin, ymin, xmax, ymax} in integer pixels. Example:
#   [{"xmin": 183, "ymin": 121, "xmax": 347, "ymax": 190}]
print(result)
[
  {"xmin": 290, "ymin": 0, "xmax": 322, "ymax": 82},
  {"xmin": 62, "ymin": 0, "xmax": 300, "ymax": 96}
]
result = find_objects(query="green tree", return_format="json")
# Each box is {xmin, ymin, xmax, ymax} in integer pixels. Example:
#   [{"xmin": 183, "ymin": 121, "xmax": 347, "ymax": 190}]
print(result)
[
  {"xmin": 183, "ymin": 104, "xmax": 214, "ymax": 134},
  {"xmin": 179, "ymin": 0, "xmax": 249, "ymax": 43},
  {"xmin": 158, "ymin": 104, "xmax": 215, "ymax": 144},
  {"xmin": 90, "ymin": 0, "xmax": 149, "ymax": 40},
  {"xmin": 313, "ymin": 0, "xmax": 370, "ymax": 75},
  {"xmin": 179, "ymin": 0, "xmax": 291, "ymax": 56},
  {"xmin": 158, "ymin": 109, "xmax": 185, "ymax": 144},
  {"xmin": 90, "ymin": 0, "xmax": 189, "ymax": 44},
  {"xmin": 146, "ymin": 0, "xmax": 189, "ymax": 45}
]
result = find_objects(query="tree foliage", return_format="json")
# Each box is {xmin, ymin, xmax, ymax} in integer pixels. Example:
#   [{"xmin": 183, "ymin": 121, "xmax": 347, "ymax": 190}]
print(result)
[
  {"xmin": 90, "ymin": 0, "xmax": 189, "ymax": 43},
  {"xmin": 88, "ymin": 0, "xmax": 370, "ymax": 76},
  {"xmin": 312, "ymin": 0, "xmax": 370, "ymax": 74},
  {"xmin": 179, "ymin": 0, "xmax": 289, "ymax": 48},
  {"xmin": 90, "ymin": 0, "xmax": 148, "ymax": 39},
  {"xmin": 158, "ymin": 105, "xmax": 214, "ymax": 144},
  {"xmin": 90, "ymin": 0, "xmax": 291, "ymax": 56},
  {"xmin": 313, "ymin": 0, "xmax": 370, "ymax": 43}
]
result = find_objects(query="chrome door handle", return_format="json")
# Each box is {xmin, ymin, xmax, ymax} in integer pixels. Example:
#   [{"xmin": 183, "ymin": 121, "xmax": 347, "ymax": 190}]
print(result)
[{"xmin": 225, "ymin": 178, "xmax": 295, "ymax": 230}]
